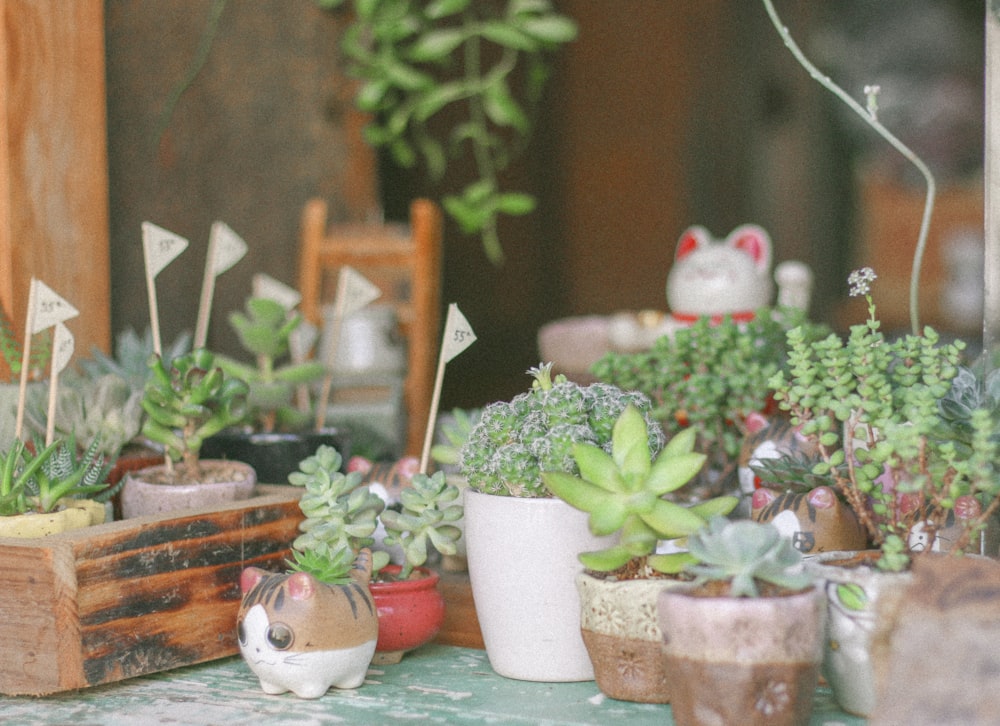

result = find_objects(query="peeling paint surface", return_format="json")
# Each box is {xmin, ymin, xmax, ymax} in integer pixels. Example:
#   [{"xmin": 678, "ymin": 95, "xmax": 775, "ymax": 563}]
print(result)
[{"xmin": 4, "ymin": 645, "xmax": 863, "ymax": 725}]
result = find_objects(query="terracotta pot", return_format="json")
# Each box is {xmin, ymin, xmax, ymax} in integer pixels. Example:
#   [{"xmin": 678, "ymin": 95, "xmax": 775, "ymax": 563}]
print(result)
[
  {"xmin": 369, "ymin": 565, "xmax": 444, "ymax": 664},
  {"xmin": 0, "ymin": 498, "xmax": 106, "ymax": 538},
  {"xmin": 120, "ymin": 460, "xmax": 257, "ymax": 518},
  {"xmin": 659, "ymin": 584, "xmax": 826, "ymax": 726},
  {"xmin": 803, "ymin": 550, "xmax": 913, "ymax": 718},
  {"xmin": 201, "ymin": 427, "xmax": 350, "ymax": 485},
  {"xmin": 577, "ymin": 572, "xmax": 686, "ymax": 703},
  {"xmin": 464, "ymin": 489, "xmax": 613, "ymax": 682}
]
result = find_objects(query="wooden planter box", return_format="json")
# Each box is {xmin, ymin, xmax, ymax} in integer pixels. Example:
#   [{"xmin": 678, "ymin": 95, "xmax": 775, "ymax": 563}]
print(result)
[{"xmin": 0, "ymin": 485, "xmax": 303, "ymax": 696}]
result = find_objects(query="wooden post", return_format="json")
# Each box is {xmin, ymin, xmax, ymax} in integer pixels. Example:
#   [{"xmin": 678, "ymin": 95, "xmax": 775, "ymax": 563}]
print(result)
[
  {"xmin": 0, "ymin": 1, "xmax": 111, "ymax": 356},
  {"xmin": 986, "ymin": 6, "xmax": 1000, "ymax": 357}
]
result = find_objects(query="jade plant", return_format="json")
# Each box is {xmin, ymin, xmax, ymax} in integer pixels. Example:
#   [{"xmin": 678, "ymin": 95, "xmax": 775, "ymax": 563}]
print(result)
[
  {"xmin": 288, "ymin": 444, "xmax": 462, "ymax": 583},
  {"xmin": 318, "ymin": 0, "xmax": 577, "ymax": 264},
  {"xmin": 459, "ymin": 362, "xmax": 664, "ymax": 497},
  {"xmin": 140, "ymin": 348, "xmax": 250, "ymax": 475},
  {"xmin": 770, "ymin": 269, "xmax": 1000, "ymax": 570},
  {"xmin": 0, "ymin": 436, "xmax": 116, "ymax": 516},
  {"xmin": 682, "ymin": 516, "xmax": 814, "ymax": 598},
  {"xmin": 542, "ymin": 404, "xmax": 738, "ymax": 578},
  {"xmin": 216, "ymin": 296, "xmax": 327, "ymax": 433},
  {"xmin": 592, "ymin": 307, "xmax": 827, "ymax": 499}
]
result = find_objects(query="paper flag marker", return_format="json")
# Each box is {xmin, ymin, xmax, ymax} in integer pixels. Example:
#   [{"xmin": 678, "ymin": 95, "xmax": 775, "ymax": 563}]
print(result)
[
  {"xmin": 194, "ymin": 221, "xmax": 249, "ymax": 348},
  {"xmin": 253, "ymin": 273, "xmax": 302, "ymax": 311},
  {"xmin": 31, "ymin": 279, "xmax": 80, "ymax": 334},
  {"xmin": 142, "ymin": 221, "xmax": 189, "ymax": 279}
]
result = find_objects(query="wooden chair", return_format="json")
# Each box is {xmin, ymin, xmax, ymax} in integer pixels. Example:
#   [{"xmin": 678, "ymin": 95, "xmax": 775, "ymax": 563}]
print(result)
[{"xmin": 298, "ymin": 198, "xmax": 443, "ymax": 457}]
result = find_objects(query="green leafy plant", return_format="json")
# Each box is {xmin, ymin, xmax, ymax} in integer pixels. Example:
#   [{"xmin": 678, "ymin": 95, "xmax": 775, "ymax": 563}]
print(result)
[
  {"xmin": 140, "ymin": 348, "xmax": 250, "ymax": 475},
  {"xmin": 770, "ymin": 269, "xmax": 1000, "ymax": 571},
  {"xmin": 542, "ymin": 404, "xmax": 738, "ymax": 578},
  {"xmin": 0, "ymin": 436, "xmax": 116, "ymax": 516},
  {"xmin": 459, "ymin": 362, "xmax": 664, "ymax": 497},
  {"xmin": 592, "ymin": 307, "xmax": 827, "ymax": 499},
  {"xmin": 287, "ymin": 444, "xmax": 463, "ymax": 583},
  {"xmin": 79, "ymin": 326, "xmax": 192, "ymax": 397},
  {"xmin": 429, "ymin": 407, "xmax": 480, "ymax": 469},
  {"xmin": 682, "ymin": 516, "xmax": 814, "ymax": 598},
  {"xmin": 0, "ymin": 303, "xmax": 52, "ymax": 384},
  {"xmin": 319, "ymin": 0, "xmax": 577, "ymax": 264},
  {"xmin": 216, "ymin": 296, "xmax": 328, "ymax": 432},
  {"xmin": 23, "ymin": 372, "xmax": 144, "ymax": 461},
  {"xmin": 381, "ymin": 469, "xmax": 463, "ymax": 579}
]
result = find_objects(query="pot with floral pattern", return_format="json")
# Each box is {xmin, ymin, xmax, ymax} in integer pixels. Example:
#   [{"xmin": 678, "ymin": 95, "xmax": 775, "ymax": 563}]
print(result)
[{"xmin": 576, "ymin": 572, "xmax": 687, "ymax": 703}]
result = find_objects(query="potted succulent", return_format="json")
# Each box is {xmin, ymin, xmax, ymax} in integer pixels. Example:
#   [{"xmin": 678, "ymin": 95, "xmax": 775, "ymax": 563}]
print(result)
[
  {"xmin": 207, "ymin": 295, "xmax": 347, "ymax": 483},
  {"xmin": 0, "ymin": 435, "xmax": 117, "ymax": 538},
  {"xmin": 120, "ymin": 348, "xmax": 256, "ymax": 518},
  {"xmin": 768, "ymin": 268, "xmax": 1000, "ymax": 716},
  {"xmin": 658, "ymin": 517, "xmax": 824, "ymax": 726},
  {"xmin": 284, "ymin": 445, "xmax": 461, "ymax": 664},
  {"xmin": 592, "ymin": 307, "xmax": 827, "ymax": 503},
  {"xmin": 541, "ymin": 404, "xmax": 738, "ymax": 703},
  {"xmin": 458, "ymin": 362, "xmax": 664, "ymax": 682}
]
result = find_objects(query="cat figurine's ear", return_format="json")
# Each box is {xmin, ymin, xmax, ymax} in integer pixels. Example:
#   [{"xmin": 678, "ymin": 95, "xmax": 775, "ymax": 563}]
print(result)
[
  {"xmin": 287, "ymin": 571, "xmax": 319, "ymax": 600},
  {"xmin": 674, "ymin": 225, "xmax": 712, "ymax": 261},
  {"xmin": 240, "ymin": 567, "xmax": 268, "ymax": 594},
  {"xmin": 725, "ymin": 224, "xmax": 771, "ymax": 273}
]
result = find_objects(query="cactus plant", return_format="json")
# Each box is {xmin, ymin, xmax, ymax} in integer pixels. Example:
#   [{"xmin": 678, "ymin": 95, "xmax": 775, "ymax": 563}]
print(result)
[
  {"xmin": 460, "ymin": 363, "xmax": 663, "ymax": 497},
  {"xmin": 542, "ymin": 404, "xmax": 738, "ymax": 576}
]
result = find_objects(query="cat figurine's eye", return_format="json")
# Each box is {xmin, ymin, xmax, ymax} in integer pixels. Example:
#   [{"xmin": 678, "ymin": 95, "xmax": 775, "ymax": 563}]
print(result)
[{"xmin": 266, "ymin": 623, "xmax": 294, "ymax": 650}]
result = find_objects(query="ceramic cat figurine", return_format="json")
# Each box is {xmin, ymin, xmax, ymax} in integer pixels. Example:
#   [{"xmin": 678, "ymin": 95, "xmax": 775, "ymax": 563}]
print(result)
[
  {"xmin": 752, "ymin": 486, "xmax": 868, "ymax": 555},
  {"xmin": 237, "ymin": 549, "xmax": 379, "ymax": 699},
  {"xmin": 666, "ymin": 224, "xmax": 773, "ymax": 320},
  {"xmin": 737, "ymin": 412, "xmax": 817, "ymax": 499}
]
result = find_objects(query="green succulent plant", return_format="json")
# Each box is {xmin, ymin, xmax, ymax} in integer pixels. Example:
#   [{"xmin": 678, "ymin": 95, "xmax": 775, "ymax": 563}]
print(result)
[
  {"xmin": 23, "ymin": 372, "xmax": 144, "ymax": 461},
  {"xmin": 216, "ymin": 296, "xmax": 328, "ymax": 433},
  {"xmin": 459, "ymin": 363, "xmax": 664, "ymax": 497},
  {"xmin": 542, "ymin": 404, "xmax": 738, "ymax": 577},
  {"xmin": 140, "ymin": 348, "xmax": 250, "ymax": 475},
  {"xmin": 288, "ymin": 445, "xmax": 390, "ymax": 583},
  {"xmin": 0, "ymin": 436, "xmax": 116, "ymax": 516},
  {"xmin": 381, "ymin": 470, "xmax": 463, "ymax": 579},
  {"xmin": 770, "ymin": 269, "xmax": 1000, "ymax": 570},
  {"xmin": 287, "ymin": 444, "xmax": 463, "ymax": 583},
  {"xmin": 683, "ymin": 516, "xmax": 814, "ymax": 598},
  {"xmin": 79, "ymin": 326, "xmax": 192, "ymax": 398},
  {"xmin": 591, "ymin": 307, "xmax": 827, "ymax": 500}
]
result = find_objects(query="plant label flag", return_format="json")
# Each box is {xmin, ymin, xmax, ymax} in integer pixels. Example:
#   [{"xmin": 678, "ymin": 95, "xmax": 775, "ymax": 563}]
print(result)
[
  {"xmin": 208, "ymin": 221, "xmax": 248, "ymax": 276},
  {"xmin": 142, "ymin": 221, "xmax": 189, "ymax": 279},
  {"xmin": 30, "ymin": 279, "xmax": 79, "ymax": 334},
  {"xmin": 441, "ymin": 303, "xmax": 476, "ymax": 363},
  {"xmin": 337, "ymin": 265, "xmax": 381, "ymax": 317},
  {"xmin": 253, "ymin": 272, "xmax": 302, "ymax": 311}
]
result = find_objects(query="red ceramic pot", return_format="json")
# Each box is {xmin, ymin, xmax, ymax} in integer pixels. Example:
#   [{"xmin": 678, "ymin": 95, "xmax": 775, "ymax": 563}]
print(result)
[{"xmin": 369, "ymin": 566, "xmax": 444, "ymax": 663}]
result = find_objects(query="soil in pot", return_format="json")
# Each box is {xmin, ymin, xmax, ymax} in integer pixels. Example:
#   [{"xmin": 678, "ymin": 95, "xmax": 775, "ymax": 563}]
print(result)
[{"xmin": 120, "ymin": 460, "xmax": 257, "ymax": 518}]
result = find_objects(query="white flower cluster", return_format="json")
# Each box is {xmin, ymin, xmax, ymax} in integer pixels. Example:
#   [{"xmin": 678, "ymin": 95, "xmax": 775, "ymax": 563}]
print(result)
[{"xmin": 848, "ymin": 267, "xmax": 877, "ymax": 297}]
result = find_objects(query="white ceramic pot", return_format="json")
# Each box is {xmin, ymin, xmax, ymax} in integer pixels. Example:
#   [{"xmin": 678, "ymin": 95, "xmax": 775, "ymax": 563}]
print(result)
[{"xmin": 463, "ymin": 489, "xmax": 611, "ymax": 682}]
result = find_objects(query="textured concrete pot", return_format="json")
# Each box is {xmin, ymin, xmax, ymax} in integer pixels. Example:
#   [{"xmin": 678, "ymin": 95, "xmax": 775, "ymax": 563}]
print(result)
[
  {"xmin": 464, "ymin": 490, "xmax": 611, "ymax": 682},
  {"xmin": 577, "ymin": 572, "xmax": 685, "ymax": 703},
  {"xmin": 659, "ymin": 584, "xmax": 826, "ymax": 726},
  {"xmin": 0, "ymin": 498, "xmax": 106, "ymax": 538},
  {"xmin": 121, "ymin": 460, "xmax": 257, "ymax": 518},
  {"xmin": 803, "ymin": 550, "xmax": 912, "ymax": 718}
]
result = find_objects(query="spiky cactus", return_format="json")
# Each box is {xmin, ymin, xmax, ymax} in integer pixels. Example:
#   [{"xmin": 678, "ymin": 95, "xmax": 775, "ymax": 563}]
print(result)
[{"xmin": 460, "ymin": 363, "xmax": 664, "ymax": 497}]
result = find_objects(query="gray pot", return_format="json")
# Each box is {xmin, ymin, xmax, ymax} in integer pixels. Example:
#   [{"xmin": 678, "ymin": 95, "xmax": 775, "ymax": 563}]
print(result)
[{"xmin": 803, "ymin": 550, "xmax": 912, "ymax": 718}]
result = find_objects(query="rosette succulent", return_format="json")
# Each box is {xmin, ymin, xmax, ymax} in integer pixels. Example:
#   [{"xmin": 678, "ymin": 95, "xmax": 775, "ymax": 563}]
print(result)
[{"xmin": 460, "ymin": 363, "xmax": 664, "ymax": 497}]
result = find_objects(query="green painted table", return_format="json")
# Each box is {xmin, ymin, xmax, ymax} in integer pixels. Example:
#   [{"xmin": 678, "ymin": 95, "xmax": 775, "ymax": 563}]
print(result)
[{"xmin": 5, "ymin": 644, "xmax": 865, "ymax": 725}]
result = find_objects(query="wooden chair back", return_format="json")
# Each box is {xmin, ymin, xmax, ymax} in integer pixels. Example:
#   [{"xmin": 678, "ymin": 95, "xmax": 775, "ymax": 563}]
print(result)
[{"xmin": 298, "ymin": 198, "xmax": 443, "ymax": 456}]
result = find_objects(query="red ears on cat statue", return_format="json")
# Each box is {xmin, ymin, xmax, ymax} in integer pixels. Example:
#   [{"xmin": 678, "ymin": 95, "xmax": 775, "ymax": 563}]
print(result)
[
  {"xmin": 666, "ymin": 224, "xmax": 775, "ymax": 320},
  {"xmin": 241, "ymin": 567, "xmax": 319, "ymax": 600},
  {"xmin": 751, "ymin": 486, "xmax": 869, "ymax": 555}
]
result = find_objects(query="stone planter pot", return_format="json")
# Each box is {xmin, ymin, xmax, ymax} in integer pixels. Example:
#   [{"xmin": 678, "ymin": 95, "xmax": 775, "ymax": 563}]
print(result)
[
  {"xmin": 803, "ymin": 550, "xmax": 912, "ymax": 718},
  {"xmin": 658, "ymin": 584, "xmax": 826, "ymax": 726},
  {"xmin": 577, "ymin": 572, "xmax": 685, "ymax": 703},
  {"xmin": 120, "ymin": 460, "xmax": 257, "ymax": 518},
  {"xmin": 0, "ymin": 498, "xmax": 105, "ymax": 538},
  {"xmin": 369, "ymin": 565, "xmax": 445, "ymax": 664},
  {"xmin": 464, "ymin": 489, "xmax": 611, "ymax": 682}
]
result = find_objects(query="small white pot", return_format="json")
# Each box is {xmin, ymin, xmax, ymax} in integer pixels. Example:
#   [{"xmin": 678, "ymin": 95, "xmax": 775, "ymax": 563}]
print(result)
[
  {"xmin": 464, "ymin": 489, "xmax": 611, "ymax": 682},
  {"xmin": 121, "ymin": 460, "xmax": 257, "ymax": 518}
]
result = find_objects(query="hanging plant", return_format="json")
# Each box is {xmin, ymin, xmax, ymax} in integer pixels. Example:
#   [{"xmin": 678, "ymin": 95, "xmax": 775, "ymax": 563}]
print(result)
[{"xmin": 319, "ymin": 0, "xmax": 577, "ymax": 264}]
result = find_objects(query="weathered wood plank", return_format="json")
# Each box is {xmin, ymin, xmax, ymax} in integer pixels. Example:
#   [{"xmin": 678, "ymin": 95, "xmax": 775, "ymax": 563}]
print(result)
[{"xmin": 0, "ymin": 487, "xmax": 302, "ymax": 695}]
